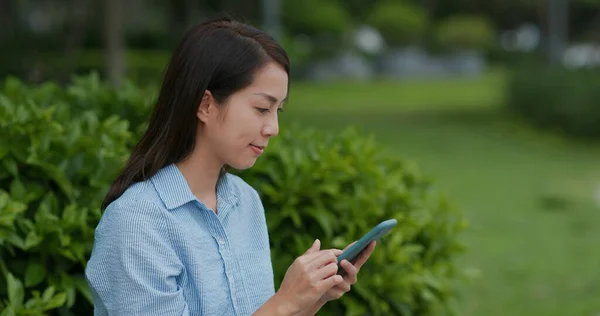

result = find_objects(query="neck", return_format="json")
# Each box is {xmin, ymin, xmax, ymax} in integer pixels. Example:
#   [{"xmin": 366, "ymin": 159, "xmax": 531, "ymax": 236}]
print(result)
[{"xmin": 175, "ymin": 144, "xmax": 223, "ymax": 204}]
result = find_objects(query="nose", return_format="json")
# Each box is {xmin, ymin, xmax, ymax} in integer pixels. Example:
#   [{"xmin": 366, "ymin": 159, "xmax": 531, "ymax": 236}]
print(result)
[{"xmin": 262, "ymin": 113, "xmax": 279, "ymax": 137}]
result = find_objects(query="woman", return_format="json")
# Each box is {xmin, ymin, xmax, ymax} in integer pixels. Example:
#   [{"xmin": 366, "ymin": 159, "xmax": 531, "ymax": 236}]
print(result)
[{"xmin": 85, "ymin": 17, "xmax": 376, "ymax": 316}]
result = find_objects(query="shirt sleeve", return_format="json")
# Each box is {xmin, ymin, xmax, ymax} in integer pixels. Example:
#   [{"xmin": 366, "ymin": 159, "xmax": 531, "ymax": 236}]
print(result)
[{"xmin": 85, "ymin": 200, "xmax": 189, "ymax": 316}]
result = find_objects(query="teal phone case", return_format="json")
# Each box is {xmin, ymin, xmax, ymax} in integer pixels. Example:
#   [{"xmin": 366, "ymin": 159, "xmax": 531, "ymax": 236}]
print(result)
[{"xmin": 337, "ymin": 218, "xmax": 397, "ymax": 271}]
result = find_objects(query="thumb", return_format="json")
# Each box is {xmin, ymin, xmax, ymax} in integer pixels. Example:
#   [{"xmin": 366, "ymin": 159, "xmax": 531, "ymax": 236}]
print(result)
[{"xmin": 305, "ymin": 239, "xmax": 321, "ymax": 254}]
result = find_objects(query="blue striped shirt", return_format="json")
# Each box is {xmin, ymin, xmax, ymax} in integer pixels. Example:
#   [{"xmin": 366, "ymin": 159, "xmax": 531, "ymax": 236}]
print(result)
[{"xmin": 85, "ymin": 163, "xmax": 276, "ymax": 315}]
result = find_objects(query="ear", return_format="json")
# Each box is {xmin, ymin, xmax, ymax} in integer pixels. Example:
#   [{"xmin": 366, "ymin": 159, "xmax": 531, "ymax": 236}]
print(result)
[{"xmin": 197, "ymin": 90, "xmax": 216, "ymax": 123}]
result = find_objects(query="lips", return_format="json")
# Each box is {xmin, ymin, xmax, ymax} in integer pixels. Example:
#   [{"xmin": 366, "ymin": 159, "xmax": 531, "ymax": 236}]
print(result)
[{"xmin": 250, "ymin": 144, "xmax": 265, "ymax": 155}]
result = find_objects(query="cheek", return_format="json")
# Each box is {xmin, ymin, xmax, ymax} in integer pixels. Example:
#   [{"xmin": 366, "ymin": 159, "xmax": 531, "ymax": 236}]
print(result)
[{"xmin": 220, "ymin": 110, "xmax": 259, "ymax": 145}]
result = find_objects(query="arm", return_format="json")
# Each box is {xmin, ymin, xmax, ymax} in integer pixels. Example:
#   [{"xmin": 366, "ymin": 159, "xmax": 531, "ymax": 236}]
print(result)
[
  {"xmin": 252, "ymin": 292, "xmax": 297, "ymax": 316},
  {"xmin": 294, "ymin": 299, "xmax": 327, "ymax": 316},
  {"xmin": 252, "ymin": 293, "xmax": 326, "ymax": 316},
  {"xmin": 85, "ymin": 201, "xmax": 189, "ymax": 316}
]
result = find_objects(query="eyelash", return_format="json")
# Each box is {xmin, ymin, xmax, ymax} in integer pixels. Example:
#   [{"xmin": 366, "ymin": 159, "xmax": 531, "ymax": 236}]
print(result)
[{"xmin": 257, "ymin": 108, "xmax": 284, "ymax": 114}]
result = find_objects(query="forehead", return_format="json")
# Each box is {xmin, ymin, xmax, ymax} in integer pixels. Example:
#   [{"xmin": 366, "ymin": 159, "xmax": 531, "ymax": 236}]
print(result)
[{"xmin": 245, "ymin": 62, "xmax": 288, "ymax": 101}]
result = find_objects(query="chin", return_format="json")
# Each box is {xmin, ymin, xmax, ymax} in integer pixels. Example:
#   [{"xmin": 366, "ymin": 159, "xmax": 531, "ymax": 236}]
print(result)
[{"xmin": 227, "ymin": 158, "xmax": 258, "ymax": 171}]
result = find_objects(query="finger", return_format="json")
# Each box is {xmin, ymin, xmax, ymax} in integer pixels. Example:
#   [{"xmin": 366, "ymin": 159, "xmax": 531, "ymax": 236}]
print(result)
[
  {"xmin": 304, "ymin": 239, "xmax": 321, "ymax": 255},
  {"xmin": 340, "ymin": 260, "xmax": 359, "ymax": 283},
  {"xmin": 308, "ymin": 249, "xmax": 338, "ymax": 269},
  {"xmin": 327, "ymin": 289, "xmax": 346, "ymax": 300},
  {"xmin": 314, "ymin": 261, "xmax": 338, "ymax": 281},
  {"xmin": 353, "ymin": 241, "xmax": 376, "ymax": 269},
  {"xmin": 297, "ymin": 250, "xmax": 337, "ymax": 272},
  {"xmin": 318, "ymin": 274, "xmax": 344, "ymax": 292},
  {"xmin": 302, "ymin": 248, "xmax": 337, "ymax": 262},
  {"xmin": 339, "ymin": 280, "xmax": 352, "ymax": 293},
  {"xmin": 316, "ymin": 249, "xmax": 343, "ymax": 269}
]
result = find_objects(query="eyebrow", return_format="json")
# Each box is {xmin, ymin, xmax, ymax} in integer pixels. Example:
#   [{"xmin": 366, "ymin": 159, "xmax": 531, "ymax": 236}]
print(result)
[{"xmin": 254, "ymin": 93, "xmax": 287, "ymax": 105}]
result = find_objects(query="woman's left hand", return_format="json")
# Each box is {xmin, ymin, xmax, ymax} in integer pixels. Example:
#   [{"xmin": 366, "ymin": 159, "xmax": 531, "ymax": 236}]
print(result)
[{"xmin": 319, "ymin": 240, "xmax": 377, "ymax": 302}]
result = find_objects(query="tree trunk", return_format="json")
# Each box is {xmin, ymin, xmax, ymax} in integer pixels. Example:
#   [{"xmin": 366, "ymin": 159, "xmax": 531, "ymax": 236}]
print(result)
[
  {"xmin": 546, "ymin": 0, "xmax": 569, "ymax": 65},
  {"xmin": 63, "ymin": 0, "xmax": 91, "ymax": 80},
  {"xmin": 0, "ymin": 0, "xmax": 14, "ymax": 34},
  {"xmin": 105, "ymin": 0, "xmax": 125, "ymax": 87},
  {"xmin": 423, "ymin": 0, "xmax": 436, "ymax": 16}
]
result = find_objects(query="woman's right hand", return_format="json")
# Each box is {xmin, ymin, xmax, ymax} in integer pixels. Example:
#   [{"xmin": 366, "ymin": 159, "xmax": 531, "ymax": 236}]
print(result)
[{"xmin": 274, "ymin": 239, "xmax": 344, "ymax": 315}]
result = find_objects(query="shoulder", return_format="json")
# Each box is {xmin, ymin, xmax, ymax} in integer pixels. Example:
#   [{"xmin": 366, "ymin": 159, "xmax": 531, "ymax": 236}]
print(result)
[{"xmin": 96, "ymin": 181, "xmax": 170, "ymax": 238}]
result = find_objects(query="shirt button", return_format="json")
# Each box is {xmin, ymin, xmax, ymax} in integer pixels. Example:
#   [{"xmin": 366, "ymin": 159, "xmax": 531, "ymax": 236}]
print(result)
[{"xmin": 218, "ymin": 239, "xmax": 225, "ymax": 245}]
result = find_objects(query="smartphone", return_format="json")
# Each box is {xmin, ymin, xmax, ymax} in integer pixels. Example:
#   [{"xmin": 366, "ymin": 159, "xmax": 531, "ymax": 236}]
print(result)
[{"xmin": 337, "ymin": 218, "xmax": 397, "ymax": 271}]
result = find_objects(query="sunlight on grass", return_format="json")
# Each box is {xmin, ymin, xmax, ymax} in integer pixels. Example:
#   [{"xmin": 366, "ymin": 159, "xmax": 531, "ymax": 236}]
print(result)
[{"xmin": 287, "ymin": 69, "xmax": 506, "ymax": 112}]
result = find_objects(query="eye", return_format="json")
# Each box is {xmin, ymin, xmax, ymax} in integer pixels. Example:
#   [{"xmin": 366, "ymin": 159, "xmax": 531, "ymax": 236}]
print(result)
[
  {"xmin": 277, "ymin": 108, "xmax": 284, "ymax": 113},
  {"xmin": 256, "ymin": 108, "xmax": 270, "ymax": 114}
]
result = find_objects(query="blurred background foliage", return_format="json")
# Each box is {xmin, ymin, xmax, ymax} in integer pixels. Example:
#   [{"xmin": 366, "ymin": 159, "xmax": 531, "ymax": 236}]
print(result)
[{"xmin": 1, "ymin": 0, "xmax": 600, "ymax": 315}]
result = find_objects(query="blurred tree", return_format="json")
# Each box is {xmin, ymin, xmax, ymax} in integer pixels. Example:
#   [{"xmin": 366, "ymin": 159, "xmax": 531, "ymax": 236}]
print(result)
[
  {"xmin": 282, "ymin": 0, "xmax": 350, "ymax": 36},
  {"xmin": 546, "ymin": 0, "xmax": 568, "ymax": 64},
  {"xmin": 168, "ymin": 0, "xmax": 205, "ymax": 38},
  {"xmin": 367, "ymin": 1, "xmax": 429, "ymax": 46},
  {"xmin": 63, "ymin": 0, "xmax": 92, "ymax": 77},
  {"xmin": 339, "ymin": 0, "xmax": 376, "ymax": 22},
  {"xmin": 435, "ymin": 14, "xmax": 497, "ymax": 51},
  {"xmin": 0, "ymin": 0, "xmax": 17, "ymax": 77},
  {"xmin": 261, "ymin": 0, "xmax": 282, "ymax": 41},
  {"xmin": 162, "ymin": 0, "xmax": 262, "ymax": 39},
  {"xmin": 571, "ymin": 0, "xmax": 600, "ymax": 42},
  {"xmin": 104, "ymin": 0, "xmax": 125, "ymax": 87},
  {"xmin": 422, "ymin": 0, "xmax": 436, "ymax": 16},
  {"xmin": 468, "ymin": 0, "xmax": 539, "ymax": 29},
  {"xmin": 280, "ymin": 0, "xmax": 350, "ymax": 61},
  {"xmin": 0, "ymin": 1, "xmax": 14, "ymax": 37}
]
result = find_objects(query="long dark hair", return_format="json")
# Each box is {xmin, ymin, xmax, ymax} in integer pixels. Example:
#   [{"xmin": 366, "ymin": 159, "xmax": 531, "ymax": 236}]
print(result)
[{"xmin": 101, "ymin": 17, "xmax": 290, "ymax": 210}]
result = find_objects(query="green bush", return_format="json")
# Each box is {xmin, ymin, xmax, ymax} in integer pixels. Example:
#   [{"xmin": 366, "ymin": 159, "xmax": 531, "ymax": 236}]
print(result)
[
  {"xmin": 1, "ymin": 74, "xmax": 467, "ymax": 315},
  {"xmin": 1, "ymin": 73, "xmax": 154, "ymax": 143},
  {"xmin": 506, "ymin": 66, "xmax": 600, "ymax": 139},
  {"xmin": 0, "ymin": 76, "xmax": 135, "ymax": 315},
  {"xmin": 236, "ymin": 127, "xmax": 466, "ymax": 315}
]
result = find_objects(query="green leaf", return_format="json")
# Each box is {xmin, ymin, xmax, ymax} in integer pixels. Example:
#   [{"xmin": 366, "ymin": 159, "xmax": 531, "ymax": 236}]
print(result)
[
  {"xmin": 65, "ymin": 286, "xmax": 76, "ymax": 308},
  {"xmin": 42, "ymin": 286, "xmax": 56, "ymax": 303},
  {"xmin": 29, "ymin": 161, "xmax": 74, "ymax": 199},
  {"xmin": 5, "ymin": 201, "xmax": 27, "ymax": 215},
  {"xmin": 0, "ymin": 191, "xmax": 8, "ymax": 209},
  {"xmin": 0, "ymin": 146, "xmax": 9, "ymax": 159},
  {"xmin": 23, "ymin": 231, "xmax": 42, "ymax": 250},
  {"xmin": 9, "ymin": 179, "xmax": 26, "ymax": 201},
  {"xmin": 73, "ymin": 275, "xmax": 93, "ymax": 304},
  {"xmin": 25, "ymin": 263, "xmax": 47, "ymax": 287},
  {"xmin": 307, "ymin": 208, "xmax": 334, "ymax": 238},
  {"xmin": 24, "ymin": 290, "xmax": 42, "ymax": 308},
  {"xmin": 6, "ymin": 233, "xmax": 25, "ymax": 249},
  {"xmin": 2, "ymin": 158, "xmax": 18, "ymax": 177},
  {"xmin": 6, "ymin": 273, "xmax": 24, "ymax": 307},
  {"xmin": 62, "ymin": 204, "xmax": 78, "ymax": 225},
  {"xmin": 0, "ymin": 306, "xmax": 16, "ymax": 316},
  {"xmin": 44, "ymin": 292, "xmax": 67, "ymax": 310}
]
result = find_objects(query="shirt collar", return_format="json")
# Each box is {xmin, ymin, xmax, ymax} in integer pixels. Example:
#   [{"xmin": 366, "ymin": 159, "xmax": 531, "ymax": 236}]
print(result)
[{"xmin": 150, "ymin": 163, "xmax": 239, "ymax": 210}]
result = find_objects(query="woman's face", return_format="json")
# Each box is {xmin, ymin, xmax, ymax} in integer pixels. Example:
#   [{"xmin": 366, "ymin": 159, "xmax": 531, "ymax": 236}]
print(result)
[{"xmin": 199, "ymin": 61, "xmax": 288, "ymax": 170}]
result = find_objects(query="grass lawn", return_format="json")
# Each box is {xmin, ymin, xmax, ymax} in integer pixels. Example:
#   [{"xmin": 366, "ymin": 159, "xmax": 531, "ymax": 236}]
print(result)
[{"xmin": 280, "ymin": 71, "xmax": 600, "ymax": 316}]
